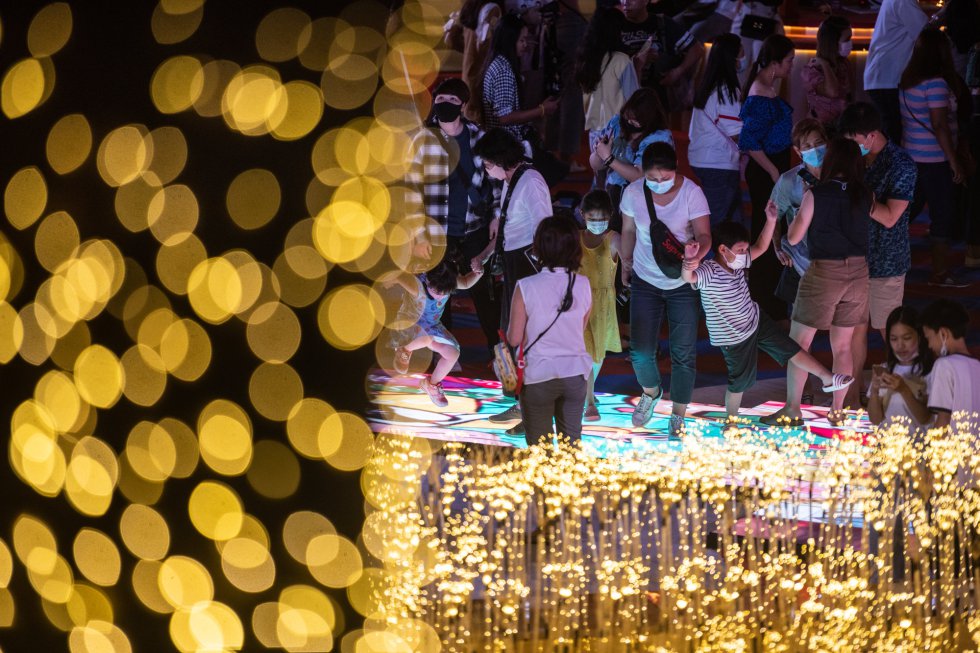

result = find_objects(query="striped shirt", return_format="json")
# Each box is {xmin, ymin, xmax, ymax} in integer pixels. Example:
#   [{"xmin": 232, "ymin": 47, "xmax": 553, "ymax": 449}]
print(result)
[
  {"xmin": 692, "ymin": 260, "xmax": 759, "ymax": 346},
  {"xmin": 900, "ymin": 78, "xmax": 957, "ymax": 163}
]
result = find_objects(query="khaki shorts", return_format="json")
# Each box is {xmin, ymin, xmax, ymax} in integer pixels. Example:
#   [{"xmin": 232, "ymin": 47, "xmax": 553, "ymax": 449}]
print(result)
[
  {"xmin": 792, "ymin": 257, "xmax": 869, "ymax": 330},
  {"xmin": 869, "ymin": 274, "xmax": 905, "ymax": 330}
]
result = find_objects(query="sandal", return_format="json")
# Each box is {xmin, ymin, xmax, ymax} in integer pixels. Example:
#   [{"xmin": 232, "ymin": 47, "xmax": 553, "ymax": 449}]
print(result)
[
  {"xmin": 759, "ymin": 411, "xmax": 804, "ymax": 428},
  {"xmin": 821, "ymin": 373, "xmax": 854, "ymax": 393}
]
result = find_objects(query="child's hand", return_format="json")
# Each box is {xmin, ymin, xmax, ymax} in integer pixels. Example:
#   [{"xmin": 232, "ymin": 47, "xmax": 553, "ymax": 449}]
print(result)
[
  {"xmin": 684, "ymin": 240, "xmax": 700, "ymax": 260},
  {"xmin": 765, "ymin": 199, "xmax": 778, "ymax": 222}
]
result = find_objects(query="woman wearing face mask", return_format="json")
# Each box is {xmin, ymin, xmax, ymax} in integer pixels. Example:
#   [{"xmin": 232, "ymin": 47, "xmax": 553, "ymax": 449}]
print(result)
[
  {"xmin": 689, "ymin": 33, "xmax": 745, "ymax": 226},
  {"xmin": 769, "ymin": 137, "xmax": 874, "ymax": 426},
  {"xmin": 739, "ymin": 34, "xmax": 796, "ymax": 323},
  {"xmin": 576, "ymin": 190, "xmax": 622, "ymax": 420},
  {"xmin": 867, "ymin": 306, "xmax": 933, "ymax": 428},
  {"xmin": 619, "ymin": 142, "xmax": 711, "ymax": 436},
  {"xmin": 801, "ymin": 16, "xmax": 853, "ymax": 130},
  {"xmin": 474, "ymin": 127, "xmax": 553, "ymax": 434},
  {"xmin": 590, "ymin": 88, "xmax": 673, "ymax": 225}
]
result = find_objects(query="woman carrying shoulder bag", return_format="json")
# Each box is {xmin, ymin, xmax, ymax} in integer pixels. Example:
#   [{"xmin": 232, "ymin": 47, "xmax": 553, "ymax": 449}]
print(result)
[{"xmin": 507, "ymin": 215, "xmax": 593, "ymax": 447}]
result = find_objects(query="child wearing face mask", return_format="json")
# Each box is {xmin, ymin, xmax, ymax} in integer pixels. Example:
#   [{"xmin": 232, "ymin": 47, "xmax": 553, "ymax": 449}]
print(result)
[
  {"xmin": 920, "ymin": 299, "xmax": 980, "ymax": 431},
  {"xmin": 681, "ymin": 218, "xmax": 853, "ymax": 420},
  {"xmin": 576, "ymin": 191, "xmax": 622, "ymax": 420},
  {"xmin": 867, "ymin": 306, "xmax": 933, "ymax": 427}
]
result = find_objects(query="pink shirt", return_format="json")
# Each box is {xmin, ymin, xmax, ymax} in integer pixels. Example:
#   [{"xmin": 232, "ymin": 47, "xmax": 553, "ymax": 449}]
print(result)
[{"xmin": 517, "ymin": 268, "xmax": 593, "ymax": 385}]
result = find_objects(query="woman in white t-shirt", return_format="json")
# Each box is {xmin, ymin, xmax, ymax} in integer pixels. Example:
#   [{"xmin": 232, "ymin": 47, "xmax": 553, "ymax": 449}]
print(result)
[
  {"xmin": 867, "ymin": 306, "xmax": 933, "ymax": 429},
  {"xmin": 688, "ymin": 33, "xmax": 744, "ymax": 226},
  {"xmin": 620, "ymin": 142, "xmax": 711, "ymax": 436},
  {"xmin": 508, "ymin": 215, "xmax": 593, "ymax": 446},
  {"xmin": 475, "ymin": 127, "xmax": 554, "ymax": 434}
]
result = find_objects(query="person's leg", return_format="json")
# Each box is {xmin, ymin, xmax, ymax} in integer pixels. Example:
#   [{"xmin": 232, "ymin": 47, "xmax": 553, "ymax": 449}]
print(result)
[
  {"xmin": 429, "ymin": 340, "xmax": 460, "ymax": 385},
  {"xmin": 921, "ymin": 162, "xmax": 957, "ymax": 280},
  {"xmin": 555, "ymin": 375, "xmax": 588, "ymax": 444},
  {"xmin": 828, "ymin": 325, "xmax": 857, "ymax": 411},
  {"xmin": 555, "ymin": 11, "xmax": 586, "ymax": 161},
  {"xmin": 460, "ymin": 230, "xmax": 501, "ymax": 349},
  {"xmin": 520, "ymin": 380, "xmax": 559, "ymax": 447},
  {"xmin": 587, "ymin": 362, "xmax": 602, "ymax": 407},
  {"xmin": 629, "ymin": 277, "xmax": 665, "ymax": 397},
  {"xmin": 691, "ymin": 167, "xmax": 740, "ymax": 226},
  {"xmin": 725, "ymin": 391, "xmax": 744, "ymax": 417},
  {"xmin": 664, "ymin": 284, "xmax": 700, "ymax": 417},
  {"xmin": 848, "ymin": 321, "xmax": 868, "ymax": 408},
  {"xmin": 783, "ymin": 322, "xmax": 818, "ymax": 417}
]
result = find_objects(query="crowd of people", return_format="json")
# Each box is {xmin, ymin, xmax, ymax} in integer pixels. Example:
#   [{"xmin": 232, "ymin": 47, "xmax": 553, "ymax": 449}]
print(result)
[{"xmin": 391, "ymin": 0, "xmax": 980, "ymax": 446}]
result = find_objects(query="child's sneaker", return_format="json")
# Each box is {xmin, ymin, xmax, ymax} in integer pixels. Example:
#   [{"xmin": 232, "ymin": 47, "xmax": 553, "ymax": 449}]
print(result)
[
  {"xmin": 393, "ymin": 347, "xmax": 411, "ymax": 375},
  {"xmin": 419, "ymin": 378, "xmax": 448, "ymax": 407}
]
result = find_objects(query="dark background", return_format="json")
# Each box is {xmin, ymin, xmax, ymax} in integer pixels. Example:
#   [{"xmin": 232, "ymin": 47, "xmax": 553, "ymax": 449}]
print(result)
[{"xmin": 0, "ymin": 1, "xmax": 385, "ymax": 650}]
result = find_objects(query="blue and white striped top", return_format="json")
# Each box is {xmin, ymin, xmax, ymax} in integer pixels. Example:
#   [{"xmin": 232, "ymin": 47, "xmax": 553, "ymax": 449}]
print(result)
[
  {"xmin": 692, "ymin": 260, "xmax": 759, "ymax": 346},
  {"xmin": 900, "ymin": 78, "xmax": 957, "ymax": 164}
]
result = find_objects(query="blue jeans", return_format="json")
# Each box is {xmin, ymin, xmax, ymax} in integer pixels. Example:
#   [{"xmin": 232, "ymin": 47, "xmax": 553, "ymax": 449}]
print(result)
[
  {"xmin": 629, "ymin": 276, "xmax": 699, "ymax": 404},
  {"xmin": 691, "ymin": 166, "xmax": 742, "ymax": 226}
]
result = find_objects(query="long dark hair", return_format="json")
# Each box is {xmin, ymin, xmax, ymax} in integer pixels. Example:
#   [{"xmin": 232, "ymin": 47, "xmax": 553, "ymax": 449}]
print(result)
[
  {"xmin": 694, "ymin": 33, "xmax": 741, "ymax": 109},
  {"xmin": 885, "ymin": 306, "xmax": 933, "ymax": 375},
  {"xmin": 488, "ymin": 13, "xmax": 526, "ymax": 81},
  {"xmin": 819, "ymin": 137, "xmax": 869, "ymax": 207},
  {"xmin": 620, "ymin": 88, "xmax": 667, "ymax": 139},
  {"xmin": 815, "ymin": 15, "xmax": 850, "ymax": 63},
  {"xmin": 742, "ymin": 34, "xmax": 794, "ymax": 99},
  {"xmin": 899, "ymin": 27, "xmax": 970, "ymax": 123},
  {"xmin": 575, "ymin": 7, "xmax": 627, "ymax": 94}
]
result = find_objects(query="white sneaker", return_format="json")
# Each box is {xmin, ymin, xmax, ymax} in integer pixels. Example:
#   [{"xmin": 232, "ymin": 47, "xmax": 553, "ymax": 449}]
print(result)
[{"xmin": 631, "ymin": 388, "xmax": 662, "ymax": 427}]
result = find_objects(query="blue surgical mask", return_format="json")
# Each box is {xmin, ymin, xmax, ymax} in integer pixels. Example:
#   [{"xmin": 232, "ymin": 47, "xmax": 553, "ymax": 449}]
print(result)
[
  {"xmin": 859, "ymin": 143, "xmax": 871, "ymax": 156},
  {"xmin": 736, "ymin": 56, "xmax": 747, "ymax": 73},
  {"xmin": 586, "ymin": 221, "xmax": 608, "ymax": 235},
  {"xmin": 800, "ymin": 144, "xmax": 826, "ymax": 168},
  {"xmin": 645, "ymin": 178, "xmax": 673, "ymax": 195}
]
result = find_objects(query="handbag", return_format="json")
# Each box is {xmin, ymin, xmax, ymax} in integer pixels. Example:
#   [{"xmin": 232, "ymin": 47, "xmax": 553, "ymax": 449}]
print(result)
[
  {"xmin": 740, "ymin": 14, "xmax": 778, "ymax": 40},
  {"xmin": 643, "ymin": 183, "xmax": 685, "ymax": 279},
  {"xmin": 492, "ymin": 272, "xmax": 576, "ymax": 396}
]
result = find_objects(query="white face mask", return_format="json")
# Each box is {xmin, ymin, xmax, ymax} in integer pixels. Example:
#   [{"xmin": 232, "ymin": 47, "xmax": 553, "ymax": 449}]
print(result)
[
  {"xmin": 838, "ymin": 41, "xmax": 852, "ymax": 57},
  {"xmin": 586, "ymin": 221, "xmax": 608, "ymax": 235},
  {"xmin": 726, "ymin": 250, "xmax": 750, "ymax": 270}
]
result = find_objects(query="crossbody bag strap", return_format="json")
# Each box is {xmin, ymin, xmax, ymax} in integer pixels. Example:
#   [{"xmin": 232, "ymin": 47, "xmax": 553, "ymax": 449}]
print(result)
[
  {"xmin": 434, "ymin": 127, "xmax": 488, "ymax": 207},
  {"xmin": 643, "ymin": 181, "xmax": 662, "ymax": 229},
  {"xmin": 521, "ymin": 272, "xmax": 575, "ymax": 361},
  {"xmin": 494, "ymin": 163, "xmax": 530, "ymax": 258},
  {"xmin": 902, "ymin": 89, "xmax": 936, "ymax": 136}
]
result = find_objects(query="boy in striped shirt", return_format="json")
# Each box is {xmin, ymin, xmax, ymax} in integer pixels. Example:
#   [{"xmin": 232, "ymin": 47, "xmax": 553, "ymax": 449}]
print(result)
[{"xmin": 681, "ymin": 209, "xmax": 853, "ymax": 424}]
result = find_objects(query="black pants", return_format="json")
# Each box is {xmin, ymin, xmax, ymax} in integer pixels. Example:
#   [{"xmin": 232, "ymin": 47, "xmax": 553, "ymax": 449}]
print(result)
[
  {"xmin": 500, "ymin": 245, "xmax": 539, "ymax": 332},
  {"xmin": 745, "ymin": 149, "xmax": 791, "ymax": 321},
  {"xmin": 443, "ymin": 230, "xmax": 502, "ymax": 350},
  {"xmin": 867, "ymin": 89, "xmax": 902, "ymax": 145}
]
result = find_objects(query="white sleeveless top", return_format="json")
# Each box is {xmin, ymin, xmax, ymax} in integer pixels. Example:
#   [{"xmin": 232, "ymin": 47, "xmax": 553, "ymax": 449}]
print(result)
[{"xmin": 517, "ymin": 268, "xmax": 593, "ymax": 385}]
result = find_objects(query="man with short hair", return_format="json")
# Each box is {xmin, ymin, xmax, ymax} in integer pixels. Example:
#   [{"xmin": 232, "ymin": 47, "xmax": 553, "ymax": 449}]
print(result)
[
  {"xmin": 838, "ymin": 101, "xmax": 918, "ymax": 405},
  {"xmin": 406, "ymin": 77, "xmax": 502, "ymax": 350}
]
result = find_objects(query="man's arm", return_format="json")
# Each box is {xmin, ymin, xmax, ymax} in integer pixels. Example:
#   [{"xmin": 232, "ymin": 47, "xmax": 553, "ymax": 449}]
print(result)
[{"xmin": 870, "ymin": 197, "xmax": 910, "ymax": 229}]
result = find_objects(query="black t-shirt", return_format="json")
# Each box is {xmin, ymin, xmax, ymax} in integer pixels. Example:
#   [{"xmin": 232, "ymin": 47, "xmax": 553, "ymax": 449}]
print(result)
[
  {"xmin": 447, "ymin": 130, "xmax": 476, "ymax": 238},
  {"xmin": 619, "ymin": 12, "xmax": 692, "ymax": 81}
]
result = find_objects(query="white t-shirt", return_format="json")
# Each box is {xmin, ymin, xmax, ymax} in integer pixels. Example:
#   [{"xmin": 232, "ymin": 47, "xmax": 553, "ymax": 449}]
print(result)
[
  {"xmin": 517, "ymin": 268, "xmax": 593, "ymax": 385},
  {"xmin": 864, "ymin": 0, "xmax": 928, "ymax": 90},
  {"xmin": 501, "ymin": 168, "xmax": 552, "ymax": 251},
  {"xmin": 688, "ymin": 91, "xmax": 742, "ymax": 171},
  {"xmin": 926, "ymin": 354, "xmax": 980, "ymax": 429},
  {"xmin": 866, "ymin": 362, "xmax": 930, "ymax": 428},
  {"xmin": 621, "ymin": 176, "xmax": 711, "ymax": 290}
]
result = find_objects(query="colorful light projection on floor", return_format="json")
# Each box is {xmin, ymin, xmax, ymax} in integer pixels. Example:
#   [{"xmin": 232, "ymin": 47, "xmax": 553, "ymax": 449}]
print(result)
[{"xmin": 367, "ymin": 373, "xmax": 874, "ymax": 453}]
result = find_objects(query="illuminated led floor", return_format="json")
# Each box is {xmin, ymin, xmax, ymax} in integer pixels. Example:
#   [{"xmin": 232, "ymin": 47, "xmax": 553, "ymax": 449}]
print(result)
[{"xmin": 367, "ymin": 372, "xmax": 874, "ymax": 453}]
